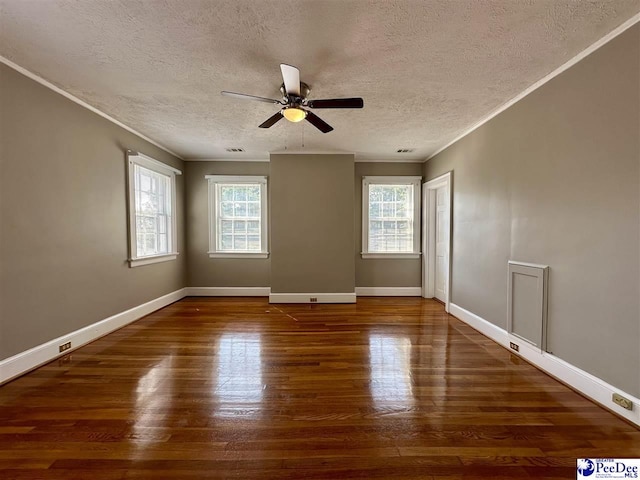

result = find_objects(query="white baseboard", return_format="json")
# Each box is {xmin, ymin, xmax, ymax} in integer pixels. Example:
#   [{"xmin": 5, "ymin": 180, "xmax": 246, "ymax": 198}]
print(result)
[
  {"xmin": 188, "ymin": 287, "xmax": 422, "ymax": 298},
  {"xmin": 269, "ymin": 292, "xmax": 356, "ymax": 304},
  {"xmin": 186, "ymin": 287, "xmax": 270, "ymax": 296},
  {"xmin": 449, "ymin": 303, "xmax": 640, "ymax": 427},
  {"xmin": 449, "ymin": 303, "xmax": 510, "ymax": 348},
  {"xmin": 355, "ymin": 287, "xmax": 422, "ymax": 296},
  {"xmin": 0, "ymin": 288, "xmax": 187, "ymax": 385}
]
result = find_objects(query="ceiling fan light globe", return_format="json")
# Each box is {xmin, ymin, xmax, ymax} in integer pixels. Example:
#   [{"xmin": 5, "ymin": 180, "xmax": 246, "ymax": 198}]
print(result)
[{"xmin": 282, "ymin": 107, "xmax": 307, "ymax": 123}]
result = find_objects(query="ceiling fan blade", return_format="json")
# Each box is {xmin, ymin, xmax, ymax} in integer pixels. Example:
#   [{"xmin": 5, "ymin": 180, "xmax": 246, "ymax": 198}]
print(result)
[
  {"xmin": 280, "ymin": 64, "xmax": 300, "ymax": 96},
  {"xmin": 305, "ymin": 111, "xmax": 333, "ymax": 133},
  {"xmin": 307, "ymin": 98, "xmax": 364, "ymax": 109},
  {"xmin": 221, "ymin": 91, "xmax": 282, "ymax": 104},
  {"xmin": 258, "ymin": 111, "xmax": 284, "ymax": 129}
]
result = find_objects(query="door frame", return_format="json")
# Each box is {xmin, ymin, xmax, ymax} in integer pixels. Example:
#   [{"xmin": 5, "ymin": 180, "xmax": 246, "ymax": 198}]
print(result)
[{"xmin": 422, "ymin": 171, "xmax": 453, "ymax": 312}]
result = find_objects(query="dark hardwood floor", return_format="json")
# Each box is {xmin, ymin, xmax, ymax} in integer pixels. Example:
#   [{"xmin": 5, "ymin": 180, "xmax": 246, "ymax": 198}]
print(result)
[{"xmin": 0, "ymin": 297, "xmax": 638, "ymax": 479}]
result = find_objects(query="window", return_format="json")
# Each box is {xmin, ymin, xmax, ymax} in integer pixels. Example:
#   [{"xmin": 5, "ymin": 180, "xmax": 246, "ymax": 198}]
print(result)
[
  {"xmin": 127, "ymin": 151, "xmax": 181, "ymax": 267},
  {"xmin": 361, "ymin": 176, "xmax": 421, "ymax": 258},
  {"xmin": 206, "ymin": 175, "xmax": 268, "ymax": 258}
]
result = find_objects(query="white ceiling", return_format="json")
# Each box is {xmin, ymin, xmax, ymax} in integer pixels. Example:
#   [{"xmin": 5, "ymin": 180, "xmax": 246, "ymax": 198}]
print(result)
[{"xmin": 1, "ymin": 1, "xmax": 638, "ymax": 161}]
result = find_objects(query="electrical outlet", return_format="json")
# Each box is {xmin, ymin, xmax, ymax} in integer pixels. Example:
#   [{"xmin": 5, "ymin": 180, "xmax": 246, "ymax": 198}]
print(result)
[
  {"xmin": 310, "ymin": 297, "xmax": 318, "ymax": 303},
  {"xmin": 509, "ymin": 342, "xmax": 519, "ymax": 352},
  {"xmin": 612, "ymin": 393, "xmax": 633, "ymax": 411},
  {"xmin": 59, "ymin": 342, "xmax": 71, "ymax": 353}
]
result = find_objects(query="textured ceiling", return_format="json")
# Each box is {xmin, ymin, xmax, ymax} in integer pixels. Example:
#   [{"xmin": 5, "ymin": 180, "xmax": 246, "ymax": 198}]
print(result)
[{"xmin": 1, "ymin": 1, "xmax": 639, "ymax": 161}]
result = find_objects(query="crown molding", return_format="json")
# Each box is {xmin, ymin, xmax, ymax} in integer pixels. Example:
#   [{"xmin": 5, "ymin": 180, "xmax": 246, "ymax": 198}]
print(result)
[
  {"xmin": 0, "ymin": 55, "xmax": 184, "ymax": 160},
  {"xmin": 270, "ymin": 150, "xmax": 355, "ymax": 155},
  {"xmin": 355, "ymin": 157, "xmax": 425, "ymax": 163},
  {"xmin": 425, "ymin": 12, "xmax": 640, "ymax": 162},
  {"xmin": 184, "ymin": 157, "xmax": 270, "ymax": 162}
]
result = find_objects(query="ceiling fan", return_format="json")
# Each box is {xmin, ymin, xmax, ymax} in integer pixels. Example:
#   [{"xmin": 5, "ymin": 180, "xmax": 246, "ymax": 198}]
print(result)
[{"xmin": 221, "ymin": 64, "xmax": 364, "ymax": 133}]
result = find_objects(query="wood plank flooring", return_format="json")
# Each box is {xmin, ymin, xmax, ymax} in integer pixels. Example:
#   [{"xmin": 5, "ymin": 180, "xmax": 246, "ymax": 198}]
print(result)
[{"xmin": 1, "ymin": 297, "xmax": 638, "ymax": 479}]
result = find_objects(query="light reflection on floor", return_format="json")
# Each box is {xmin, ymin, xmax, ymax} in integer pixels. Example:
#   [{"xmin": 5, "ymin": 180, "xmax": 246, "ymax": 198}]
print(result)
[
  {"xmin": 214, "ymin": 332, "xmax": 263, "ymax": 418},
  {"xmin": 368, "ymin": 334, "xmax": 414, "ymax": 406},
  {"xmin": 133, "ymin": 356, "xmax": 173, "ymax": 451}
]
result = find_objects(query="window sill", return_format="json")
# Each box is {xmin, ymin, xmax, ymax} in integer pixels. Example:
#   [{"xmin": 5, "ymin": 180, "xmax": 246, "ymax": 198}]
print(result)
[
  {"xmin": 208, "ymin": 252, "xmax": 269, "ymax": 259},
  {"xmin": 129, "ymin": 253, "xmax": 178, "ymax": 267},
  {"xmin": 361, "ymin": 252, "xmax": 421, "ymax": 259}
]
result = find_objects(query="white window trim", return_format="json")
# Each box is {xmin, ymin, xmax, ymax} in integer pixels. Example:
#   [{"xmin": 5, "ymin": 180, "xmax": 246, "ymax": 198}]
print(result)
[
  {"xmin": 127, "ymin": 151, "xmax": 181, "ymax": 267},
  {"xmin": 206, "ymin": 175, "xmax": 269, "ymax": 259},
  {"xmin": 361, "ymin": 175, "xmax": 422, "ymax": 259}
]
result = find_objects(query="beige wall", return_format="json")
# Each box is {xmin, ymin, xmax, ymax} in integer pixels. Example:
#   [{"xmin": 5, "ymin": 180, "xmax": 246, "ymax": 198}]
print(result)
[
  {"xmin": 185, "ymin": 161, "xmax": 271, "ymax": 287},
  {"xmin": 0, "ymin": 64, "xmax": 186, "ymax": 360},
  {"xmin": 187, "ymin": 159, "xmax": 422, "ymax": 290},
  {"xmin": 423, "ymin": 25, "xmax": 639, "ymax": 396},
  {"xmin": 355, "ymin": 162, "xmax": 423, "ymax": 288},
  {"xmin": 270, "ymin": 153, "xmax": 355, "ymax": 294}
]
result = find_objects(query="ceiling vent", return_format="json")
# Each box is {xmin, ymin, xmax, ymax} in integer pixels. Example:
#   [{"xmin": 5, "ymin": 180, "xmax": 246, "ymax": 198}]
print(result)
[
  {"xmin": 225, "ymin": 148, "xmax": 245, "ymax": 153},
  {"xmin": 396, "ymin": 148, "xmax": 415, "ymax": 153}
]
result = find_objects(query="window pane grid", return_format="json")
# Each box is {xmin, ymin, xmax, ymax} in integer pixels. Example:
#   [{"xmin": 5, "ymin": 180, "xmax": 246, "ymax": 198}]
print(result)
[
  {"xmin": 216, "ymin": 184, "xmax": 262, "ymax": 252},
  {"xmin": 134, "ymin": 164, "xmax": 172, "ymax": 257},
  {"xmin": 368, "ymin": 184, "xmax": 414, "ymax": 253}
]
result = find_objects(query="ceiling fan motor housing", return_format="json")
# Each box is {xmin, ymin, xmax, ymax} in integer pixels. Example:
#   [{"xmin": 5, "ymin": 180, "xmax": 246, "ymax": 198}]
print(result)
[{"xmin": 281, "ymin": 82, "xmax": 311, "ymax": 104}]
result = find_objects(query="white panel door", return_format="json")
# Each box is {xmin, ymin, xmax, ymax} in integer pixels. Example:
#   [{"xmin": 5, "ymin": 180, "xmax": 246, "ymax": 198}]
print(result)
[
  {"xmin": 434, "ymin": 185, "xmax": 448, "ymax": 302},
  {"xmin": 422, "ymin": 172, "xmax": 452, "ymax": 311}
]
